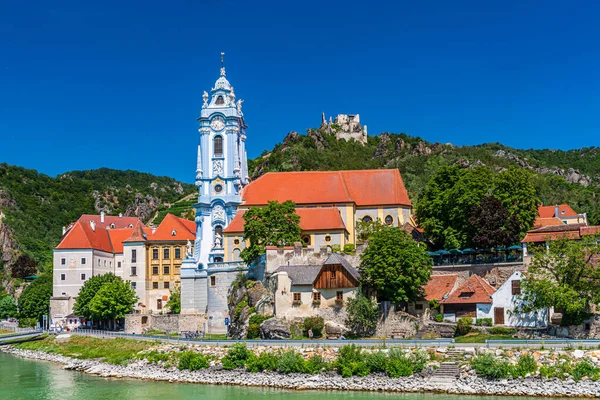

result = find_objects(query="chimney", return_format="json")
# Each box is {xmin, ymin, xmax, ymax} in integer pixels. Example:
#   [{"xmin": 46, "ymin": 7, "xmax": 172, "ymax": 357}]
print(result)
[
  {"xmin": 100, "ymin": 211, "xmax": 105, "ymax": 224},
  {"xmin": 90, "ymin": 220, "xmax": 96, "ymax": 231},
  {"xmin": 119, "ymin": 213, "xmax": 123, "ymax": 218},
  {"xmin": 554, "ymin": 204, "xmax": 559, "ymax": 218},
  {"xmin": 62, "ymin": 226, "xmax": 66, "ymax": 235}
]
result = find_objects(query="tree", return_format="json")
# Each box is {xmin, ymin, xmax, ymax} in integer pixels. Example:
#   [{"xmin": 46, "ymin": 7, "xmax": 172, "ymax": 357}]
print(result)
[
  {"xmin": 359, "ymin": 227, "xmax": 432, "ymax": 303},
  {"xmin": 73, "ymin": 273, "xmax": 120, "ymax": 319},
  {"xmin": 11, "ymin": 254, "xmax": 37, "ymax": 279},
  {"xmin": 493, "ymin": 167, "xmax": 539, "ymax": 236},
  {"xmin": 355, "ymin": 218, "xmax": 390, "ymax": 243},
  {"xmin": 517, "ymin": 235, "xmax": 600, "ymax": 326},
  {"xmin": 0, "ymin": 295, "xmax": 18, "ymax": 319},
  {"xmin": 88, "ymin": 280, "xmax": 138, "ymax": 322},
  {"xmin": 18, "ymin": 273, "xmax": 52, "ymax": 324},
  {"xmin": 345, "ymin": 291, "xmax": 380, "ymax": 337},
  {"xmin": 240, "ymin": 200, "xmax": 301, "ymax": 264},
  {"xmin": 166, "ymin": 287, "xmax": 181, "ymax": 314},
  {"xmin": 468, "ymin": 196, "xmax": 521, "ymax": 249}
]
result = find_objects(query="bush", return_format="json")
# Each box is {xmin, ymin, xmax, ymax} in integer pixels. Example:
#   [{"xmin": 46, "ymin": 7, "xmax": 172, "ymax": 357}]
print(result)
[
  {"xmin": 470, "ymin": 353, "xmax": 511, "ymax": 379},
  {"xmin": 411, "ymin": 349, "xmax": 429, "ymax": 373},
  {"xmin": 345, "ymin": 292, "xmax": 380, "ymax": 337},
  {"xmin": 488, "ymin": 327, "xmax": 517, "ymax": 335},
  {"xmin": 386, "ymin": 348, "xmax": 422, "ymax": 377},
  {"xmin": 304, "ymin": 354, "xmax": 331, "ymax": 374},
  {"xmin": 336, "ymin": 344, "xmax": 369, "ymax": 377},
  {"xmin": 249, "ymin": 314, "xmax": 272, "ymax": 325},
  {"xmin": 456, "ymin": 317, "xmax": 473, "ymax": 336},
  {"xmin": 177, "ymin": 351, "xmax": 209, "ymax": 371},
  {"xmin": 511, "ymin": 354, "xmax": 537, "ymax": 377},
  {"xmin": 476, "ymin": 318, "xmax": 492, "ymax": 326},
  {"xmin": 247, "ymin": 324, "xmax": 261, "ymax": 339},
  {"xmin": 386, "ymin": 357, "xmax": 413, "ymax": 377},
  {"xmin": 435, "ymin": 313, "xmax": 444, "ymax": 322},
  {"xmin": 365, "ymin": 351, "xmax": 388, "ymax": 373},
  {"xmin": 222, "ymin": 343, "xmax": 252, "ymax": 370},
  {"xmin": 303, "ymin": 316, "xmax": 324, "ymax": 337},
  {"xmin": 246, "ymin": 351, "xmax": 279, "ymax": 372},
  {"xmin": 142, "ymin": 350, "xmax": 170, "ymax": 364},
  {"xmin": 572, "ymin": 360, "xmax": 600, "ymax": 382},
  {"xmin": 277, "ymin": 349, "xmax": 306, "ymax": 374}
]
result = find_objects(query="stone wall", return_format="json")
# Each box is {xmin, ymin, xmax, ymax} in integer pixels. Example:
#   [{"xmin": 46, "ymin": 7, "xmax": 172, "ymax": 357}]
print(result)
[
  {"xmin": 124, "ymin": 313, "xmax": 206, "ymax": 334},
  {"xmin": 548, "ymin": 314, "xmax": 600, "ymax": 339},
  {"xmin": 265, "ymin": 244, "xmax": 365, "ymax": 273},
  {"xmin": 376, "ymin": 302, "xmax": 422, "ymax": 338},
  {"xmin": 432, "ymin": 262, "xmax": 524, "ymax": 288}
]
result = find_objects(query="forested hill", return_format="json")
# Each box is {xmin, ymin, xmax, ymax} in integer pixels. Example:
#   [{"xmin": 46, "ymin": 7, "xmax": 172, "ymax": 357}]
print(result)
[
  {"xmin": 248, "ymin": 127, "xmax": 600, "ymax": 225},
  {"xmin": 0, "ymin": 164, "xmax": 195, "ymax": 269}
]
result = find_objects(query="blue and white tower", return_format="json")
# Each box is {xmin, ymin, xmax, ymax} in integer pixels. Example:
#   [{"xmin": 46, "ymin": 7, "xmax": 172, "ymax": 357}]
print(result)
[{"xmin": 181, "ymin": 56, "xmax": 250, "ymax": 319}]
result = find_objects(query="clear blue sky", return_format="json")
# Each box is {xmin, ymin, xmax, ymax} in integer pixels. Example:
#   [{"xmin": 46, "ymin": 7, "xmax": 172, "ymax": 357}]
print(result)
[{"xmin": 1, "ymin": 1, "xmax": 599, "ymax": 183}]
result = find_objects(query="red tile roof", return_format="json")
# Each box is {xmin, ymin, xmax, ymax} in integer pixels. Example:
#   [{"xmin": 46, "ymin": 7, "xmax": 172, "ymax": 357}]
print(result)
[
  {"xmin": 240, "ymin": 169, "xmax": 411, "ymax": 207},
  {"xmin": 148, "ymin": 214, "xmax": 196, "ymax": 241},
  {"xmin": 441, "ymin": 274, "xmax": 495, "ymax": 304},
  {"xmin": 224, "ymin": 208, "xmax": 347, "ymax": 233},
  {"xmin": 538, "ymin": 204, "xmax": 578, "ymax": 218},
  {"xmin": 424, "ymin": 275, "xmax": 458, "ymax": 301},
  {"xmin": 533, "ymin": 218, "xmax": 564, "ymax": 229},
  {"xmin": 120, "ymin": 223, "xmax": 149, "ymax": 247}
]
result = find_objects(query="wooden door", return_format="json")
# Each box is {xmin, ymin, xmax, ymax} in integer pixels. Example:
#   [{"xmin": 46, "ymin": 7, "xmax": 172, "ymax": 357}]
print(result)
[{"xmin": 494, "ymin": 307, "xmax": 505, "ymax": 325}]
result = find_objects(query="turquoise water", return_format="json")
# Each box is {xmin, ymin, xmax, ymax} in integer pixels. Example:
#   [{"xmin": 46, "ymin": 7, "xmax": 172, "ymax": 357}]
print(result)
[{"xmin": 0, "ymin": 353, "xmax": 538, "ymax": 400}]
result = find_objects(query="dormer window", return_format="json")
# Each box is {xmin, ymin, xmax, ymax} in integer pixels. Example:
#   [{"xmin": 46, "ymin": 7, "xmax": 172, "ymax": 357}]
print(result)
[
  {"xmin": 458, "ymin": 291, "xmax": 474, "ymax": 298},
  {"xmin": 171, "ymin": 229, "xmax": 177, "ymax": 236},
  {"xmin": 110, "ymin": 223, "xmax": 115, "ymax": 229},
  {"xmin": 215, "ymin": 96, "xmax": 224, "ymax": 105},
  {"xmin": 128, "ymin": 224, "xmax": 133, "ymax": 228}
]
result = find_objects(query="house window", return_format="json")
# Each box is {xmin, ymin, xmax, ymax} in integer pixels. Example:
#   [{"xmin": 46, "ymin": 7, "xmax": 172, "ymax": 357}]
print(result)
[
  {"xmin": 325, "ymin": 235, "xmax": 331, "ymax": 242},
  {"xmin": 104, "ymin": 260, "xmax": 106, "ymax": 267},
  {"xmin": 385, "ymin": 215, "xmax": 393, "ymax": 225},
  {"xmin": 131, "ymin": 266, "xmax": 137, "ymax": 276},
  {"xmin": 313, "ymin": 292, "xmax": 321, "ymax": 302},
  {"xmin": 152, "ymin": 248, "xmax": 159, "ymax": 259},
  {"xmin": 336, "ymin": 291, "xmax": 344, "ymax": 302},
  {"xmin": 98, "ymin": 259, "xmax": 100, "ymax": 266},
  {"xmin": 210, "ymin": 276, "xmax": 216, "ymax": 286},
  {"xmin": 213, "ymin": 136, "xmax": 223, "ymax": 156},
  {"xmin": 131, "ymin": 282, "xmax": 136, "ymax": 289},
  {"xmin": 511, "ymin": 280, "xmax": 521, "ymax": 295},
  {"xmin": 234, "ymin": 238, "xmax": 240, "ymax": 245},
  {"xmin": 458, "ymin": 291, "xmax": 474, "ymax": 298},
  {"xmin": 81, "ymin": 273, "xmax": 86, "ymax": 281},
  {"xmin": 157, "ymin": 299, "xmax": 162, "ymax": 310},
  {"xmin": 131, "ymin": 249, "xmax": 137, "ymax": 263},
  {"xmin": 163, "ymin": 248, "xmax": 170, "ymax": 259},
  {"xmin": 330, "ymin": 270, "xmax": 336, "ymax": 280},
  {"xmin": 81, "ymin": 258, "xmax": 86, "ymax": 265},
  {"xmin": 152, "ymin": 266, "xmax": 159, "ymax": 275},
  {"xmin": 163, "ymin": 265, "xmax": 170, "ymax": 275},
  {"xmin": 302, "ymin": 235, "xmax": 311, "ymax": 245},
  {"xmin": 171, "ymin": 229, "xmax": 177, "ymax": 236},
  {"xmin": 61, "ymin": 258, "xmax": 66, "ymax": 265},
  {"xmin": 60, "ymin": 274, "xmax": 66, "ymax": 281},
  {"xmin": 362, "ymin": 215, "xmax": 373, "ymax": 223},
  {"xmin": 117, "ymin": 262, "xmax": 121, "ymax": 268},
  {"xmin": 164, "ymin": 282, "xmax": 170, "ymax": 289},
  {"xmin": 152, "ymin": 282, "xmax": 159, "ymax": 289},
  {"xmin": 415, "ymin": 303, "xmax": 423, "ymax": 310},
  {"xmin": 175, "ymin": 248, "xmax": 181, "ymax": 259},
  {"xmin": 293, "ymin": 293, "xmax": 301, "ymax": 302}
]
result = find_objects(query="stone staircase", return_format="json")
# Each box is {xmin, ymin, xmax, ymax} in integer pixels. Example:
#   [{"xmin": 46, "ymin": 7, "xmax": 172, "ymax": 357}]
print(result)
[
  {"xmin": 444, "ymin": 348, "xmax": 465, "ymax": 360},
  {"xmin": 428, "ymin": 362, "xmax": 459, "ymax": 389}
]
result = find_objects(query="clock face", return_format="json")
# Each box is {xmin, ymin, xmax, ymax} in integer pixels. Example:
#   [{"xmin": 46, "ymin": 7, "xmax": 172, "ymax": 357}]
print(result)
[{"xmin": 211, "ymin": 117, "xmax": 225, "ymax": 131}]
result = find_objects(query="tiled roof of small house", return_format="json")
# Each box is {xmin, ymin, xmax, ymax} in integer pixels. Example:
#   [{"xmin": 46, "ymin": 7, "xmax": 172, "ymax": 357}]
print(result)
[
  {"xmin": 522, "ymin": 223, "xmax": 586, "ymax": 243},
  {"xmin": 441, "ymin": 274, "xmax": 495, "ymax": 304},
  {"xmin": 538, "ymin": 204, "xmax": 578, "ymax": 218},
  {"xmin": 224, "ymin": 207, "xmax": 347, "ymax": 233},
  {"xmin": 323, "ymin": 253, "xmax": 361, "ymax": 282},
  {"xmin": 273, "ymin": 265, "xmax": 322, "ymax": 285},
  {"xmin": 148, "ymin": 214, "xmax": 196, "ymax": 241},
  {"xmin": 424, "ymin": 274, "xmax": 458, "ymax": 301}
]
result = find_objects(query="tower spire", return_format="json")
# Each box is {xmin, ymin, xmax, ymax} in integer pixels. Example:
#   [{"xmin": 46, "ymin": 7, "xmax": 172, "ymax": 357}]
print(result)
[{"xmin": 220, "ymin": 52, "xmax": 226, "ymax": 77}]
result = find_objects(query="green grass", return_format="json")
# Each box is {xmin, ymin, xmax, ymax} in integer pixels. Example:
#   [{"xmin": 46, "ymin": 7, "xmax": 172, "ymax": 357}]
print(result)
[
  {"xmin": 454, "ymin": 334, "xmax": 515, "ymax": 343},
  {"xmin": 16, "ymin": 336, "xmax": 156, "ymax": 365}
]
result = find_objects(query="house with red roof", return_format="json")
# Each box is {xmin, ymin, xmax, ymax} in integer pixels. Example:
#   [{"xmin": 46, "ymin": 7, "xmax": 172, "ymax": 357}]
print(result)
[{"xmin": 51, "ymin": 212, "xmax": 195, "ymax": 326}]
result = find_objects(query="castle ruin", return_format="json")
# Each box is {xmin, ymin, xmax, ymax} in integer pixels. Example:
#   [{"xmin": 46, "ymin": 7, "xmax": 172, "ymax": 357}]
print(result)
[{"xmin": 321, "ymin": 112, "xmax": 368, "ymax": 145}]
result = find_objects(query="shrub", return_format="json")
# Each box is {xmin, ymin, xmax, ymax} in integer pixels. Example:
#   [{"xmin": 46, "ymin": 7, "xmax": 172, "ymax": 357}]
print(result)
[
  {"xmin": 435, "ymin": 313, "xmax": 444, "ymax": 322},
  {"xmin": 456, "ymin": 317, "xmax": 473, "ymax": 336},
  {"xmin": 345, "ymin": 292, "xmax": 380, "ymax": 337},
  {"xmin": 470, "ymin": 353, "xmax": 510, "ymax": 379},
  {"xmin": 303, "ymin": 316, "xmax": 324, "ymax": 337},
  {"xmin": 511, "ymin": 354, "xmax": 537, "ymax": 377},
  {"xmin": 304, "ymin": 354, "xmax": 331, "ymax": 374},
  {"xmin": 572, "ymin": 360, "xmax": 599, "ymax": 382},
  {"xmin": 488, "ymin": 327, "xmax": 517, "ymax": 335},
  {"xmin": 411, "ymin": 349, "xmax": 429, "ymax": 373},
  {"xmin": 476, "ymin": 318, "xmax": 492, "ymax": 327},
  {"xmin": 336, "ymin": 344, "xmax": 369, "ymax": 377},
  {"xmin": 277, "ymin": 349, "xmax": 305, "ymax": 374},
  {"xmin": 343, "ymin": 244, "xmax": 356, "ymax": 254},
  {"xmin": 365, "ymin": 351, "xmax": 388, "ymax": 373},
  {"xmin": 247, "ymin": 324, "xmax": 261, "ymax": 339},
  {"xmin": 177, "ymin": 351, "xmax": 209, "ymax": 371},
  {"xmin": 249, "ymin": 314, "xmax": 272, "ymax": 325},
  {"xmin": 386, "ymin": 357, "xmax": 413, "ymax": 377},
  {"xmin": 246, "ymin": 351, "xmax": 279, "ymax": 372},
  {"xmin": 222, "ymin": 343, "xmax": 252, "ymax": 370},
  {"xmin": 143, "ymin": 350, "xmax": 170, "ymax": 364}
]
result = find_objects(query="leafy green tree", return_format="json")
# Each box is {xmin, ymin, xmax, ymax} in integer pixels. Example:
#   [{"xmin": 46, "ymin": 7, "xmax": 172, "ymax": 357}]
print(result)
[
  {"xmin": 166, "ymin": 287, "xmax": 181, "ymax": 314},
  {"xmin": 18, "ymin": 273, "xmax": 52, "ymax": 324},
  {"xmin": 355, "ymin": 218, "xmax": 390, "ymax": 243},
  {"xmin": 10, "ymin": 254, "xmax": 37, "ymax": 279},
  {"xmin": 0, "ymin": 295, "xmax": 18, "ymax": 319},
  {"xmin": 359, "ymin": 228, "xmax": 432, "ymax": 303},
  {"xmin": 345, "ymin": 291, "xmax": 380, "ymax": 337},
  {"xmin": 468, "ymin": 196, "xmax": 521, "ymax": 249},
  {"xmin": 88, "ymin": 280, "xmax": 138, "ymax": 322},
  {"xmin": 73, "ymin": 273, "xmax": 120, "ymax": 319},
  {"xmin": 517, "ymin": 235, "xmax": 600, "ymax": 326},
  {"xmin": 240, "ymin": 200, "xmax": 301, "ymax": 264},
  {"xmin": 493, "ymin": 167, "xmax": 539, "ymax": 235}
]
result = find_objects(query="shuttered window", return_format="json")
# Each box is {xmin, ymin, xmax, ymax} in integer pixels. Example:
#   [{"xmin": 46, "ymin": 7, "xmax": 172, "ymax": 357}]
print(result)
[{"xmin": 511, "ymin": 280, "xmax": 521, "ymax": 295}]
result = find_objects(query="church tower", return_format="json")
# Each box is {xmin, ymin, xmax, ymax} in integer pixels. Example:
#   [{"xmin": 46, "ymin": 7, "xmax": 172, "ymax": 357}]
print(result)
[{"xmin": 193, "ymin": 58, "xmax": 249, "ymax": 268}]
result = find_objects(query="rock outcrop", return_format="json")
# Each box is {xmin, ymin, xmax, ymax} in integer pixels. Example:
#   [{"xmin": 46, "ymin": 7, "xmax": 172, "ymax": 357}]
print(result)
[{"xmin": 260, "ymin": 317, "xmax": 291, "ymax": 339}]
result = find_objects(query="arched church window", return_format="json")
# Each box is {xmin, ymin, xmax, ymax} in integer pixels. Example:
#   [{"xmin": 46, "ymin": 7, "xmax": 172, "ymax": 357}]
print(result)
[
  {"xmin": 215, "ymin": 96, "xmax": 224, "ymax": 105},
  {"xmin": 385, "ymin": 215, "xmax": 393, "ymax": 225},
  {"xmin": 213, "ymin": 136, "xmax": 223, "ymax": 157},
  {"xmin": 362, "ymin": 215, "xmax": 373, "ymax": 224}
]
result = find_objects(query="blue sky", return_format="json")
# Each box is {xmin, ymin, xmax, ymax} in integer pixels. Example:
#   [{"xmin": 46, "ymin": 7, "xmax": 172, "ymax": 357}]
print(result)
[{"xmin": 1, "ymin": 1, "xmax": 599, "ymax": 183}]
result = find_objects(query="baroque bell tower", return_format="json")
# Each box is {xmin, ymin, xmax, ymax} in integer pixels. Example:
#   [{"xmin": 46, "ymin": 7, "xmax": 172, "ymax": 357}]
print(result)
[{"xmin": 192, "ymin": 54, "xmax": 250, "ymax": 268}]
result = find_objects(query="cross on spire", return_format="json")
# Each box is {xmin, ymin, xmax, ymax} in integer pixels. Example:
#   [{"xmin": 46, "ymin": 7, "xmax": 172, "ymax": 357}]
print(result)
[{"xmin": 220, "ymin": 52, "xmax": 226, "ymax": 77}]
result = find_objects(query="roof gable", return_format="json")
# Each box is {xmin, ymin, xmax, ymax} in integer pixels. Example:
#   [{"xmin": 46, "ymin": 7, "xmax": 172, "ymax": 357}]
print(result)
[
  {"xmin": 442, "ymin": 274, "xmax": 495, "ymax": 304},
  {"xmin": 149, "ymin": 214, "xmax": 195, "ymax": 241}
]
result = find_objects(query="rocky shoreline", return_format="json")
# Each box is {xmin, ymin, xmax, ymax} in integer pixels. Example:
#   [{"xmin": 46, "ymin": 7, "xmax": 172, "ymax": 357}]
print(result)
[{"xmin": 2, "ymin": 345, "xmax": 600, "ymax": 397}]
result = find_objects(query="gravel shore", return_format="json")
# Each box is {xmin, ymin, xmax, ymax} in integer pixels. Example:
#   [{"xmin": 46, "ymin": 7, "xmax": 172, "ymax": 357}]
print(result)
[{"xmin": 2, "ymin": 345, "xmax": 600, "ymax": 397}]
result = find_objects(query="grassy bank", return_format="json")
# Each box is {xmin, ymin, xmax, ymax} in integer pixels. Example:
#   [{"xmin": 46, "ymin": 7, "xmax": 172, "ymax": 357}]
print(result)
[
  {"xmin": 16, "ymin": 336, "xmax": 156, "ymax": 365},
  {"xmin": 454, "ymin": 333, "xmax": 514, "ymax": 343}
]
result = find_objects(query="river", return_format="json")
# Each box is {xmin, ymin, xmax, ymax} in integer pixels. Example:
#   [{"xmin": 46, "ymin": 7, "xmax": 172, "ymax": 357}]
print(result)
[{"xmin": 0, "ymin": 352, "xmax": 554, "ymax": 400}]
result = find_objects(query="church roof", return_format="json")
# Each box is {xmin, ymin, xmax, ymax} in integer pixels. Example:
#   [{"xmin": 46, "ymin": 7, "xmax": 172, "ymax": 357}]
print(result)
[
  {"xmin": 240, "ymin": 169, "xmax": 411, "ymax": 207},
  {"xmin": 223, "ymin": 207, "xmax": 347, "ymax": 234},
  {"xmin": 149, "ymin": 214, "xmax": 196, "ymax": 241}
]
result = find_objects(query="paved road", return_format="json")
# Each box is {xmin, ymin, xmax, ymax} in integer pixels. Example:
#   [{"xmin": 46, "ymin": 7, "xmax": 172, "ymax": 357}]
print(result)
[
  {"xmin": 0, "ymin": 330, "xmax": 44, "ymax": 345},
  {"xmin": 67, "ymin": 330, "xmax": 600, "ymax": 349}
]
